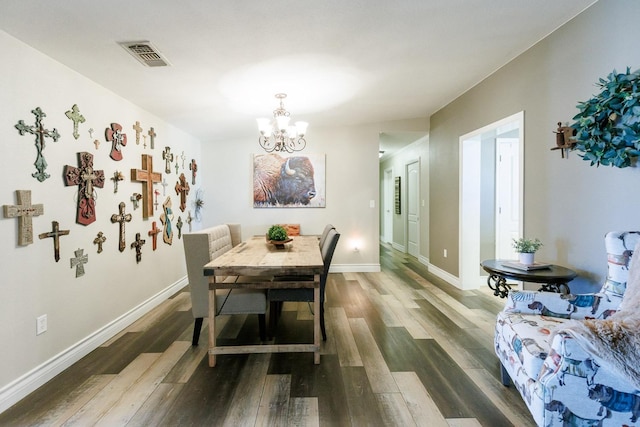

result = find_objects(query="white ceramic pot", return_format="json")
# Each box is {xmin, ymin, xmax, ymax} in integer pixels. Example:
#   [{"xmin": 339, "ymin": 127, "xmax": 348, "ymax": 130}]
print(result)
[{"xmin": 519, "ymin": 252, "xmax": 535, "ymax": 265}]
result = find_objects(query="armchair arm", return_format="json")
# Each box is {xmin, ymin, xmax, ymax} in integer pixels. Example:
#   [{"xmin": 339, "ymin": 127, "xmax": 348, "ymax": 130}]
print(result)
[{"xmin": 504, "ymin": 290, "xmax": 622, "ymax": 320}]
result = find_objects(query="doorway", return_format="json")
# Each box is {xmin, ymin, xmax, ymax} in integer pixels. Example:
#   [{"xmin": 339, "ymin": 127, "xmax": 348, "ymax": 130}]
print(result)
[{"xmin": 459, "ymin": 112, "xmax": 524, "ymax": 290}]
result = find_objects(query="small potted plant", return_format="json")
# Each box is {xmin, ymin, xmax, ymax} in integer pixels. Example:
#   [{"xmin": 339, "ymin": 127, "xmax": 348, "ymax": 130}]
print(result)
[
  {"xmin": 512, "ymin": 237, "xmax": 543, "ymax": 265},
  {"xmin": 266, "ymin": 225, "xmax": 291, "ymax": 249}
]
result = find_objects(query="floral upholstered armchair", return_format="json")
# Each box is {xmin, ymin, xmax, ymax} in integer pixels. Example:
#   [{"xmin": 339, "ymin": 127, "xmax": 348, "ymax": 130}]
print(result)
[{"xmin": 495, "ymin": 231, "xmax": 640, "ymax": 426}]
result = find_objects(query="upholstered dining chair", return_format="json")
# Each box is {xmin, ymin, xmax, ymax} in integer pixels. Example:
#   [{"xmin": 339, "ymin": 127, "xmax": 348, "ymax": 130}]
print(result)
[
  {"xmin": 268, "ymin": 228, "xmax": 340, "ymax": 341},
  {"xmin": 318, "ymin": 224, "xmax": 335, "ymax": 248}
]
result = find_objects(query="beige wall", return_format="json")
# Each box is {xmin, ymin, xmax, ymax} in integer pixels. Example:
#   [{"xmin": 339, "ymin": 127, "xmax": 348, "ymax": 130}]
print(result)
[
  {"xmin": 429, "ymin": 0, "xmax": 640, "ymax": 292},
  {"xmin": 0, "ymin": 31, "xmax": 200, "ymax": 405}
]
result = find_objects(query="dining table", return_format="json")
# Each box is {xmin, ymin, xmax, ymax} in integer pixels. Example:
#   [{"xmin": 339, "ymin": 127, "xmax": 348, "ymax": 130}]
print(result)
[{"xmin": 203, "ymin": 234, "xmax": 324, "ymax": 367}]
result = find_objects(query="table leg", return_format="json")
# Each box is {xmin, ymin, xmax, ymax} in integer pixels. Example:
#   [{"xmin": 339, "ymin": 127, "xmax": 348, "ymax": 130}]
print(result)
[
  {"xmin": 538, "ymin": 282, "xmax": 571, "ymax": 294},
  {"xmin": 208, "ymin": 285, "xmax": 217, "ymax": 367},
  {"xmin": 314, "ymin": 274, "xmax": 320, "ymax": 364},
  {"xmin": 487, "ymin": 274, "xmax": 511, "ymax": 298}
]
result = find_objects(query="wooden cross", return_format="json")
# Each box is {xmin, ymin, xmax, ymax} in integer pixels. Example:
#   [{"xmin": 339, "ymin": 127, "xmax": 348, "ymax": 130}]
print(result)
[
  {"xmin": 131, "ymin": 154, "xmax": 162, "ymax": 219},
  {"xmin": 186, "ymin": 210, "xmax": 193, "ymax": 232},
  {"xmin": 15, "ymin": 107, "xmax": 61, "ymax": 182},
  {"xmin": 65, "ymin": 104, "xmax": 85, "ymax": 140},
  {"xmin": 148, "ymin": 127, "xmax": 156, "ymax": 149},
  {"xmin": 133, "ymin": 121, "xmax": 143, "ymax": 145},
  {"xmin": 110, "ymin": 202, "xmax": 132, "ymax": 252},
  {"xmin": 39, "ymin": 221, "xmax": 70, "ymax": 262},
  {"xmin": 159, "ymin": 197, "xmax": 173, "ymax": 245},
  {"xmin": 63, "ymin": 152, "xmax": 105, "ymax": 225},
  {"xmin": 176, "ymin": 216, "xmax": 183, "ymax": 239},
  {"xmin": 189, "ymin": 159, "xmax": 198, "ymax": 185},
  {"xmin": 93, "ymin": 139, "xmax": 100, "ymax": 149},
  {"xmin": 175, "ymin": 173, "xmax": 190, "ymax": 212},
  {"xmin": 111, "ymin": 171, "xmax": 124, "ymax": 193},
  {"xmin": 70, "ymin": 248, "xmax": 88, "ymax": 277},
  {"xmin": 148, "ymin": 221, "xmax": 161, "ymax": 251},
  {"xmin": 93, "ymin": 231, "xmax": 106, "ymax": 253},
  {"xmin": 162, "ymin": 147, "xmax": 174, "ymax": 174},
  {"xmin": 106, "ymin": 123, "xmax": 127, "ymax": 161},
  {"xmin": 3, "ymin": 190, "xmax": 44, "ymax": 246},
  {"xmin": 130, "ymin": 232, "xmax": 146, "ymax": 263}
]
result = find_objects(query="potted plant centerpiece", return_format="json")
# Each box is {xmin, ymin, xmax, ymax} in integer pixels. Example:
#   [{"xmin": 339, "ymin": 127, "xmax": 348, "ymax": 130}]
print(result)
[
  {"xmin": 266, "ymin": 224, "xmax": 292, "ymax": 249},
  {"xmin": 512, "ymin": 237, "xmax": 543, "ymax": 265}
]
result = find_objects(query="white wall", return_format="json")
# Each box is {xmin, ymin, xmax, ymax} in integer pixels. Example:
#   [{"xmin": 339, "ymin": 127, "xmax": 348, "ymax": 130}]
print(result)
[
  {"xmin": 200, "ymin": 124, "xmax": 381, "ymax": 272},
  {"xmin": 0, "ymin": 30, "xmax": 201, "ymax": 408}
]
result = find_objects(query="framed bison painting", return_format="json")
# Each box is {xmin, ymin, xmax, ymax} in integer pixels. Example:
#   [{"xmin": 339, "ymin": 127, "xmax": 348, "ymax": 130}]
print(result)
[{"xmin": 253, "ymin": 153, "xmax": 326, "ymax": 208}]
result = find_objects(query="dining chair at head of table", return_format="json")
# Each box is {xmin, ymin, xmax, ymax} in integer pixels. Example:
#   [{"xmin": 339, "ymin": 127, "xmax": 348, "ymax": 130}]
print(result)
[{"xmin": 268, "ymin": 228, "xmax": 340, "ymax": 341}]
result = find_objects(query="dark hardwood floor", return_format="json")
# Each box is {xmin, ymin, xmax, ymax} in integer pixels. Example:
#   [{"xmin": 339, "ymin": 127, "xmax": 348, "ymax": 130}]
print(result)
[{"xmin": 0, "ymin": 244, "xmax": 534, "ymax": 426}]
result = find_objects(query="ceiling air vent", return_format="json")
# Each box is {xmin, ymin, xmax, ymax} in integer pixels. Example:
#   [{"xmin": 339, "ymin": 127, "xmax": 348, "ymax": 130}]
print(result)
[{"xmin": 119, "ymin": 41, "xmax": 170, "ymax": 67}]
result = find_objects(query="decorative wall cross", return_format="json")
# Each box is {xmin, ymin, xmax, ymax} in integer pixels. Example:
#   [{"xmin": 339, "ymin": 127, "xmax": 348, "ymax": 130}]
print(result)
[
  {"xmin": 154, "ymin": 189, "xmax": 160, "ymax": 210},
  {"xmin": 176, "ymin": 216, "xmax": 183, "ymax": 239},
  {"xmin": 148, "ymin": 127, "xmax": 156, "ymax": 149},
  {"xmin": 111, "ymin": 171, "xmax": 124, "ymax": 193},
  {"xmin": 189, "ymin": 159, "xmax": 198, "ymax": 185},
  {"xmin": 186, "ymin": 211, "xmax": 193, "ymax": 232},
  {"xmin": 106, "ymin": 123, "xmax": 127, "ymax": 161},
  {"xmin": 175, "ymin": 173, "xmax": 190, "ymax": 212},
  {"xmin": 65, "ymin": 104, "xmax": 85, "ymax": 140},
  {"xmin": 142, "ymin": 134, "xmax": 147, "ymax": 149},
  {"xmin": 130, "ymin": 233, "xmax": 146, "ymax": 263},
  {"xmin": 133, "ymin": 121, "xmax": 143, "ymax": 145},
  {"xmin": 3, "ymin": 190, "xmax": 44, "ymax": 246},
  {"xmin": 148, "ymin": 221, "xmax": 161, "ymax": 251},
  {"xmin": 70, "ymin": 248, "xmax": 88, "ymax": 277},
  {"xmin": 159, "ymin": 197, "xmax": 173, "ymax": 245},
  {"xmin": 63, "ymin": 152, "xmax": 105, "ymax": 225},
  {"xmin": 162, "ymin": 146, "xmax": 174, "ymax": 174},
  {"xmin": 39, "ymin": 221, "xmax": 70, "ymax": 262},
  {"xmin": 15, "ymin": 107, "xmax": 61, "ymax": 182},
  {"xmin": 160, "ymin": 178, "xmax": 168, "ymax": 195},
  {"xmin": 131, "ymin": 154, "xmax": 162, "ymax": 218},
  {"xmin": 175, "ymin": 161, "xmax": 179, "ymax": 175},
  {"xmin": 110, "ymin": 202, "xmax": 132, "ymax": 252},
  {"xmin": 130, "ymin": 193, "xmax": 142, "ymax": 209},
  {"xmin": 93, "ymin": 231, "xmax": 106, "ymax": 253},
  {"xmin": 180, "ymin": 151, "xmax": 186, "ymax": 169}
]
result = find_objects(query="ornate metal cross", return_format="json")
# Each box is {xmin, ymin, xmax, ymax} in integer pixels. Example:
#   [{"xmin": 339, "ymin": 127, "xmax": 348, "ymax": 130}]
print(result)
[
  {"xmin": 175, "ymin": 173, "xmax": 190, "ymax": 212},
  {"xmin": 63, "ymin": 152, "xmax": 105, "ymax": 225},
  {"xmin": 15, "ymin": 107, "xmax": 60, "ymax": 182},
  {"xmin": 130, "ymin": 193, "xmax": 142, "ymax": 210},
  {"xmin": 131, "ymin": 154, "xmax": 162, "ymax": 218},
  {"xmin": 160, "ymin": 178, "xmax": 168, "ymax": 196},
  {"xmin": 130, "ymin": 232, "xmax": 146, "ymax": 263},
  {"xmin": 176, "ymin": 216, "xmax": 183, "ymax": 239},
  {"xmin": 65, "ymin": 104, "xmax": 85, "ymax": 140},
  {"xmin": 132, "ymin": 121, "xmax": 143, "ymax": 145},
  {"xmin": 70, "ymin": 248, "xmax": 88, "ymax": 277},
  {"xmin": 93, "ymin": 231, "xmax": 106, "ymax": 253},
  {"xmin": 175, "ymin": 160, "xmax": 179, "ymax": 175},
  {"xmin": 110, "ymin": 202, "xmax": 132, "ymax": 252},
  {"xmin": 162, "ymin": 146, "xmax": 174, "ymax": 174},
  {"xmin": 189, "ymin": 159, "xmax": 198, "ymax": 185},
  {"xmin": 3, "ymin": 190, "xmax": 44, "ymax": 246},
  {"xmin": 148, "ymin": 127, "xmax": 156, "ymax": 149},
  {"xmin": 148, "ymin": 221, "xmax": 161, "ymax": 251},
  {"xmin": 180, "ymin": 151, "xmax": 186, "ymax": 169},
  {"xmin": 186, "ymin": 210, "xmax": 193, "ymax": 232},
  {"xmin": 106, "ymin": 123, "xmax": 127, "ymax": 161},
  {"xmin": 39, "ymin": 221, "xmax": 70, "ymax": 262},
  {"xmin": 111, "ymin": 171, "xmax": 124, "ymax": 193},
  {"xmin": 159, "ymin": 197, "xmax": 173, "ymax": 245}
]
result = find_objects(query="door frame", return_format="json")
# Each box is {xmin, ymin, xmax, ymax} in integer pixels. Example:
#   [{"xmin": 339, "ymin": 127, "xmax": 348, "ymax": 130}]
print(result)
[
  {"xmin": 405, "ymin": 159, "xmax": 420, "ymax": 257},
  {"xmin": 458, "ymin": 111, "xmax": 524, "ymax": 290}
]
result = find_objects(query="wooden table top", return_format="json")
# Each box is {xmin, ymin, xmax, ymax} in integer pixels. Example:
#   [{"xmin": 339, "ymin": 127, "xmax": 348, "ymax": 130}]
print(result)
[{"xmin": 203, "ymin": 235, "xmax": 324, "ymax": 277}]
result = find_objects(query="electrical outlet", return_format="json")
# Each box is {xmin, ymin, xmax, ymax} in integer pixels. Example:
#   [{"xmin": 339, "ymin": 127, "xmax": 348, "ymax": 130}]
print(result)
[
  {"xmin": 443, "ymin": 249, "xmax": 448, "ymax": 258},
  {"xmin": 36, "ymin": 314, "xmax": 47, "ymax": 335}
]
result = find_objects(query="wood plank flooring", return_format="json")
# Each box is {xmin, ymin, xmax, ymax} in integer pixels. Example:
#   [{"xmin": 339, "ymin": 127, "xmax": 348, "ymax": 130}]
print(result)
[{"xmin": 0, "ymin": 245, "xmax": 535, "ymax": 426}]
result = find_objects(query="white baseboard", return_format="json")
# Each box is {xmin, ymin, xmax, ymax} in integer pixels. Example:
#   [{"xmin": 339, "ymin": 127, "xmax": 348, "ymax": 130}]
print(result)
[
  {"xmin": 427, "ymin": 263, "xmax": 460, "ymax": 288},
  {"xmin": 391, "ymin": 242, "xmax": 405, "ymax": 252},
  {"xmin": 0, "ymin": 276, "xmax": 188, "ymax": 414},
  {"xmin": 418, "ymin": 255, "xmax": 429, "ymax": 266}
]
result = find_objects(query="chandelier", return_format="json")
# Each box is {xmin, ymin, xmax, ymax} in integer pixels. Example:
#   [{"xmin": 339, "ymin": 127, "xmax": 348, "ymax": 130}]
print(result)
[{"xmin": 257, "ymin": 93, "xmax": 308, "ymax": 153}]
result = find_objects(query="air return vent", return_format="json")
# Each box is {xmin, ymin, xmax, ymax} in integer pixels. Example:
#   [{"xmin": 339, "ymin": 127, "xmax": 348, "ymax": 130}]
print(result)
[{"xmin": 119, "ymin": 41, "xmax": 170, "ymax": 67}]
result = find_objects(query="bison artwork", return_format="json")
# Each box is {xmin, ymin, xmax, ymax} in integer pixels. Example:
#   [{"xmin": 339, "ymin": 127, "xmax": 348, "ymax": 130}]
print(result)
[{"xmin": 253, "ymin": 153, "xmax": 324, "ymax": 207}]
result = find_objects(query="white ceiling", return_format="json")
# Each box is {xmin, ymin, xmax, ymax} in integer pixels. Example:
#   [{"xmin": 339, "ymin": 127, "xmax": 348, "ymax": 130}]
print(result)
[{"xmin": 0, "ymin": 0, "xmax": 596, "ymax": 152}]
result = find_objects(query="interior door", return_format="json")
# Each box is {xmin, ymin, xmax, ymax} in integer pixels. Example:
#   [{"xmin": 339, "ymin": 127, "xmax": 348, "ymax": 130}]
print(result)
[
  {"xmin": 384, "ymin": 169, "xmax": 393, "ymax": 243},
  {"xmin": 495, "ymin": 138, "xmax": 520, "ymax": 260},
  {"xmin": 407, "ymin": 161, "xmax": 420, "ymax": 257}
]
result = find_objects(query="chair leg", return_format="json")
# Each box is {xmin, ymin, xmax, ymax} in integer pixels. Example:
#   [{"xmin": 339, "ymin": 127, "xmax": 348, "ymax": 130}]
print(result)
[
  {"xmin": 258, "ymin": 314, "xmax": 267, "ymax": 341},
  {"xmin": 192, "ymin": 317, "xmax": 203, "ymax": 346},
  {"xmin": 500, "ymin": 363, "xmax": 511, "ymax": 386},
  {"xmin": 320, "ymin": 303, "xmax": 327, "ymax": 341}
]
